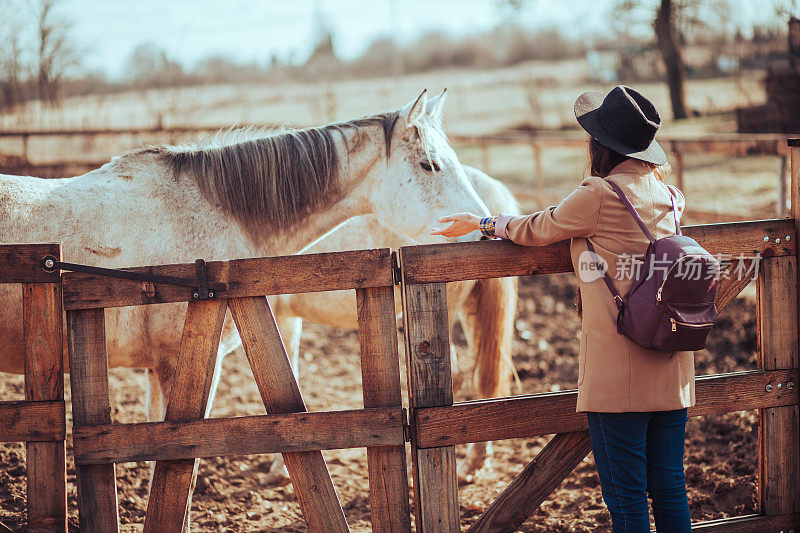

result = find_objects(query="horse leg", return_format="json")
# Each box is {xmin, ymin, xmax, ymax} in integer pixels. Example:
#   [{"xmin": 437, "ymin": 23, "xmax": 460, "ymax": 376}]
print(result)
[{"xmin": 450, "ymin": 343, "xmax": 462, "ymax": 396}]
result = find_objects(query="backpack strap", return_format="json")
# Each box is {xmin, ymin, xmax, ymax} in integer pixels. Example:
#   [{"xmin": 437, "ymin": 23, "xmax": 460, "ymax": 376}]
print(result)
[
  {"xmin": 584, "ymin": 238, "xmax": 624, "ymax": 310},
  {"xmin": 603, "ymin": 179, "xmax": 656, "ymax": 242},
  {"xmin": 605, "ymin": 179, "xmax": 682, "ymax": 238}
]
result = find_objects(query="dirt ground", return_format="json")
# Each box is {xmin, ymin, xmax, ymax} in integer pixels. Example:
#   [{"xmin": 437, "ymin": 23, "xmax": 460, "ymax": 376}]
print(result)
[{"xmin": 0, "ymin": 271, "xmax": 759, "ymax": 532}]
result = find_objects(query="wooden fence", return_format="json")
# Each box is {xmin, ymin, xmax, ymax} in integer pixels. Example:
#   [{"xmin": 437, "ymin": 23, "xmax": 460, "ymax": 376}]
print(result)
[
  {"xmin": 3, "ymin": 141, "xmax": 800, "ymax": 532},
  {"xmin": 0, "ymin": 244, "xmax": 66, "ymax": 532}
]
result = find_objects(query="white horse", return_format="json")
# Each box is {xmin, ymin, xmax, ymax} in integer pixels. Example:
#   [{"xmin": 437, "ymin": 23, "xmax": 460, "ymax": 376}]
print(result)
[
  {"xmin": 266, "ymin": 165, "xmax": 520, "ymax": 484},
  {"xmin": 0, "ymin": 91, "xmax": 491, "ymax": 498}
]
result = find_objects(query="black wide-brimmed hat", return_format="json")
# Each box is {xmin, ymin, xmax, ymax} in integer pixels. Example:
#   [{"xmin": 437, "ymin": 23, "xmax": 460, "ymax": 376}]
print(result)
[{"xmin": 574, "ymin": 85, "xmax": 667, "ymax": 165}]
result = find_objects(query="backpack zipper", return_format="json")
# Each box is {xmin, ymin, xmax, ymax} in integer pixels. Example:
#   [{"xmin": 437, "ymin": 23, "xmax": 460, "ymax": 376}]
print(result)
[
  {"xmin": 656, "ymin": 254, "xmax": 707, "ymax": 303},
  {"xmin": 670, "ymin": 317, "xmax": 715, "ymax": 332}
]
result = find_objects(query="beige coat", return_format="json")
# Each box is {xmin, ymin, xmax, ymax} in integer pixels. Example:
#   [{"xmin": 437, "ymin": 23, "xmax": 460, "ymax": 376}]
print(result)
[{"xmin": 500, "ymin": 159, "xmax": 695, "ymax": 413}]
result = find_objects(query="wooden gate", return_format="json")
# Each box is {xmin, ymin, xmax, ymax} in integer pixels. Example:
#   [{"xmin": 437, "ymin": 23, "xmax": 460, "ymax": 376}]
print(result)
[
  {"xmin": 0, "ymin": 244, "xmax": 66, "ymax": 532},
  {"xmin": 62, "ymin": 248, "xmax": 410, "ymax": 532},
  {"xmin": 396, "ymin": 141, "xmax": 800, "ymax": 532}
]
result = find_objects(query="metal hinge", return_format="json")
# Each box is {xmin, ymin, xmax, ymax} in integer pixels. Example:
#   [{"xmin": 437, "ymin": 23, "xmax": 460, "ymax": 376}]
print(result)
[
  {"xmin": 391, "ymin": 251, "xmax": 402, "ymax": 286},
  {"xmin": 41, "ymin": 257, "xmax": 226, "ymax": 300}
]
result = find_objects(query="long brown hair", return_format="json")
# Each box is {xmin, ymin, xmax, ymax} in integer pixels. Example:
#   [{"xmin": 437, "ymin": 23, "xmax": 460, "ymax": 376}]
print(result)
[
  {"xmin": 587, "ymin": 136, "xmax": 669, "ymax": 180},
  {"xmin": 577, "ymin": 137, "xmax": 670, "ymax": 318}
]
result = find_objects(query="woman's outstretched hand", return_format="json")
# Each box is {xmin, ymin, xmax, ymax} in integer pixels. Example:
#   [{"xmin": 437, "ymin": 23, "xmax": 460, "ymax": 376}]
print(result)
[{"xmin": 430, "ymin": 213, "xmax": 481, "ymax": 238}]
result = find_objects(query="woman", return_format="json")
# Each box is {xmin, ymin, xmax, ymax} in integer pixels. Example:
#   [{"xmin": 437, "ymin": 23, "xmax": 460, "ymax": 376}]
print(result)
[{"xmin": 433, "ymin": 86, "xmax": 693, "ymax": 532}]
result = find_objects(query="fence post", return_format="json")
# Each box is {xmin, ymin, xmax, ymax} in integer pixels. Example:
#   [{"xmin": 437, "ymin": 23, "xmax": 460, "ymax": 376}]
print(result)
[
  {"xmin": 66, "ymin": 308, "xmax": 120, "ymax": 532},
  {"xmin": 22, "ymin": 244, "xmax": 66, "ymax": 533},
  {"xmin": 756, "ymin": 255, "xmax": 800, "ymax": 517},
  {"xmin": 356, "ymin": 286, "xmax": 411, "ymax": 532},
  {"xmin": 760, "ymin": 136, "xmax": 800, "ymax": 518},
  {"xmin": 399, "ymin": 249, "xmax": 459, "ymax": 532}
]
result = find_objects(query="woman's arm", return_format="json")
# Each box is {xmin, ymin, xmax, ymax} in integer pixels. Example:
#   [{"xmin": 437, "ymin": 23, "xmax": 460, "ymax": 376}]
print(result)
[{"xmin": 432, "ymin": 176, "xmax": 604, "ymax": 246}]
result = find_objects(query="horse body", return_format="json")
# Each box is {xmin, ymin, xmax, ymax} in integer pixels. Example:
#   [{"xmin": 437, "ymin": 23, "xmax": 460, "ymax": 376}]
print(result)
[{"xmin": 0, "ymin": 91, "xmax": 490, "ymax": 428}]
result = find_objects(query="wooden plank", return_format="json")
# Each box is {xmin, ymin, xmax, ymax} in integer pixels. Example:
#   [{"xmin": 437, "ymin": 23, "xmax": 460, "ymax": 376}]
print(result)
[
  {"xmin": 758, "ymin": 225, "xmax": 800, "ymax": 517},
  {"xmin": 414, "ymin": 369, "xmax": 798, "ymax": 448},
  {"xmin": 400, "ymin": 279, "xmax": 459, "ymax": 533},
  {"xmin": 143, "ymin": 299, "xmax": 227, "ymax": 533},
  {"xmin": 62, "ymin": 248, "xmax": 393, "ymax": 310},
  {"xmin": 73, "ymin": 407, "xmax": 404, "ymax": 464},
  {"xmin": 0, "ymin": 401, "xmax": 65, "ymax": 442},
  {"xmin": 66, "ymin": 308, "xmax": 119, "ymax": 532},
  {"xmin": 714, "ymin": 261, "xmax": 757, "ymax": 311},
  {"xmin": 670, "ymin": 138, "xmax": 784, "ymax": 157},
  {"xmin": 0, "ymin": 243, "xmax": 60, "ymax": 283},
  {"xmin": 356, "ymin": 286, "xmax": 411, "ymax": 533},
  {"xmin": 468, "ymin": 431, "xmax": 592, "ymax": 533},
  {"xmin": 229, "ymin": 296, "xmax": 348, "ymax": 533},
  {"xmin": 399, "ymin": 219, "xmax": 796, "ymax": 285},
  {"xmin": 691, "ymin": 513, "xmax": 799, "ymax": 531},
  {"xmin": 23, "ymin": 282, "xmax": 66, "ymax": 533}
]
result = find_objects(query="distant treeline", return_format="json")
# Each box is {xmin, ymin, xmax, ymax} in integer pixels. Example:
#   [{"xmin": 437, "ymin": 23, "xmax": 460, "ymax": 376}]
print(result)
[{"xmin": 0, "ymin": 14, "xmax": 789, "ymax": 112}]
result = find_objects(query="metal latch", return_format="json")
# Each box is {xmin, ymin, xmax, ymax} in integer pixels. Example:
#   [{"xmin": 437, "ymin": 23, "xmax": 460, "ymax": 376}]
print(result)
[
  {"xmin": 391, "ymin": 251, "xmax": 402, "ymax": 286},
  {"xmin": 41, "ymin": 256, "xmax": 226, "ymax": 300}
]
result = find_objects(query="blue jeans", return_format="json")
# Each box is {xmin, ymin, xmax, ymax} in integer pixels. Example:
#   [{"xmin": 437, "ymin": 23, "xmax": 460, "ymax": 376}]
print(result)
[{"xmin": 586, "ymin": 409, "xmax": 691, "ymax": 533}]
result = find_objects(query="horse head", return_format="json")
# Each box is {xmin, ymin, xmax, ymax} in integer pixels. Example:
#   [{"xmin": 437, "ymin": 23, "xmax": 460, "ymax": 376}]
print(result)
[{"xmin": 364, "ymin": 89, "xmax": 490, "ymax": 243}]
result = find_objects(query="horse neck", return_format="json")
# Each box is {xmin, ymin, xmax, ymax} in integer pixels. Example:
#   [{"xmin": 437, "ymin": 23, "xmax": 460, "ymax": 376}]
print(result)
[{"xmin": 252, "ymin": 125, "xmax": 385, "ymax": 256}]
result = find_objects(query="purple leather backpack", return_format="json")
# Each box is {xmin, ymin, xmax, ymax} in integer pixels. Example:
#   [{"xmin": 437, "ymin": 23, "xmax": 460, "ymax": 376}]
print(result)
[{"xmin": 585, "ymin": 180, "xmax": 720, "ymax": 352}]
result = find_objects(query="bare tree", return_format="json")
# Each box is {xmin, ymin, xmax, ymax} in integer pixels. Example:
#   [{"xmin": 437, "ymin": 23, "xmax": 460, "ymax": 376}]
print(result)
[
  {"xmin": 0, "ymin": 0, "xmax": 26, "ymax": 111},
  {"xmin": 654, "ymin": 0, "xmax": 689, "ymax": 119},
  {"xmin": 35, "ymin": 0, "xmax": 78, "ymax": 106}
]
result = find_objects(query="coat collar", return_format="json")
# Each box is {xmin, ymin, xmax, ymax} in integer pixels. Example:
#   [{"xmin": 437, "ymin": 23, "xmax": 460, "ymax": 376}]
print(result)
[{"xmin": 608, "ymin": 158, "xmax": 653, "ymax": 177}]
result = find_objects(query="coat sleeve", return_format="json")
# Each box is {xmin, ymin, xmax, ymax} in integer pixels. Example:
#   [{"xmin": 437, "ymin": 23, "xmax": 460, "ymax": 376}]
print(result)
[{"xmin": 497, "ymin": 176, "xmax": 604, "ymax": 246}]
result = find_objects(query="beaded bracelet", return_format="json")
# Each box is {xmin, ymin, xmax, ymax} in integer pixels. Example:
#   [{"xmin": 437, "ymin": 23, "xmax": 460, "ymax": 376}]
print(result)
[{"xmin": 479, "ymin": 216, "xmax": 497, "ymax": 237}]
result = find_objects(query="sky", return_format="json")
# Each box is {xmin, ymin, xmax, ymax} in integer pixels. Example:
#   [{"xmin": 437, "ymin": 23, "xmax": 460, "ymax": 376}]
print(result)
[{"xmin": 9, "ymin": 0, "xmax": 782, "ymax": 79}]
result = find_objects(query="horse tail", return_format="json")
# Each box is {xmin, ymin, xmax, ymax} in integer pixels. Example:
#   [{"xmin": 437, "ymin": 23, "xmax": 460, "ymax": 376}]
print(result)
[{"xmin": 460, "ymin": 276, "xmax": 519, "ymax": 398}]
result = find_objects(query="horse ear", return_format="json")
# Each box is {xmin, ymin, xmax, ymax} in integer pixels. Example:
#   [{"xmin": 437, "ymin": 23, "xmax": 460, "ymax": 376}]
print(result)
[
  {"xmin": 400, "ymin": 89, "xmax": 427, "ymax": 127},
  {"xmin": 426, "ymin": 88, "xmax": 447, "ymax": 120}
]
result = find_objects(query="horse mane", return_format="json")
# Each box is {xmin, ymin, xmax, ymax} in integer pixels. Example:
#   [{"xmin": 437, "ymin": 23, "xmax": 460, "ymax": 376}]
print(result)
[{"xmin": 155, "ymin": 112, "xmax": 400, "ymax": 243}]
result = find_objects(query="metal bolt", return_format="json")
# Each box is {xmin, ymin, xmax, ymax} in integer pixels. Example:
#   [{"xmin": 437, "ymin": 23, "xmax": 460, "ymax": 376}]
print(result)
[
  {"xmin": 788, "ymin": 381, "xmax": 794, "ymax": 390},
  {"xmin": 776, "ymin": 238, "xmax": 781, "ymax": 244},
  {"xmin": 764, "ymin": 236, "xmax": 770, "ymax": 242},
  {"xmin": 192, "ymin": 292, "xmax": 200, "ymax": 299},
  {"xmin": 766, "ymin": 384, "xmax": 773, "ymax": 392},
  {"xmin": 43, "ymin": 258, "xmax": 54, "ymax": 269},
  {"xmin": 787, "ymin": 235, "xmax": 792, "ymax": 241},
  {"xmin": 208, "ymin": 291, "xmax": 214, "ymax": 298},
  {"xmin": 777, "ymin": 382, "xmax": 783, "ymax": 390}
]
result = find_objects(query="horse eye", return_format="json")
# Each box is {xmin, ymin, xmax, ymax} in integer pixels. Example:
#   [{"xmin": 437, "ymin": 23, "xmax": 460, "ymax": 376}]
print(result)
[{"xmin": 420, "ymin": 161, "xmax": 440, "ymax": 172}]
